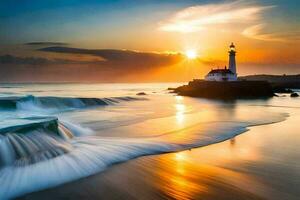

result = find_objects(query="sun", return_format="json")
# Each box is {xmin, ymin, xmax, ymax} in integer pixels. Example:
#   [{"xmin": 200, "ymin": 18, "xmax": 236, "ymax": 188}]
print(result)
[{"xmin": 185, "ymin": 50, "xmax": 197, "ymax": 59}]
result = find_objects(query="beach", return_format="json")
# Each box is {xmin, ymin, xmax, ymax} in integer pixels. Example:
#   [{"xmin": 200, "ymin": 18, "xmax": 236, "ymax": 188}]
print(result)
[
  {"xmin": 2, "ymin": 84, "xmax": 296, "ymax": 200},
  {"xmin": 19, "ymin": 105, "xmax": 300, "ymax": 200}
]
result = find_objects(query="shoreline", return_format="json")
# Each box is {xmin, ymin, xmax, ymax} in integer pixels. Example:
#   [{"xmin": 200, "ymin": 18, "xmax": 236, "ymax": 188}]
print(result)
[{"xmin": 18, "ymin": 106, "xmax": 299, "ymax": 200}]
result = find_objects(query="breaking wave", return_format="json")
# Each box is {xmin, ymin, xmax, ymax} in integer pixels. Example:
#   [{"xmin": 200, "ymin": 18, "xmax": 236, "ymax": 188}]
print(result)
[
  {"xmin": 0, "ymin": 95, "xmax": 144, "ymax": 111},
  {"xmin": 0, "ymin": 112, "xmax": 287, "ymax": 199}
]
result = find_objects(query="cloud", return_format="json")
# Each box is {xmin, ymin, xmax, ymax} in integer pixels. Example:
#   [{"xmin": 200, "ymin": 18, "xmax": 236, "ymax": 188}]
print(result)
[
  {"xmin": 0, "ymin": 48, "xmax": 185, "ymax": 82},
  {"xmin": 1, "ymin": 47, "xmax": 184, "ymax": 68},
  {"xmin": 0, "ymin": 54, "xmax": 90, "ymax": 65},
  {"xmin": 159, "ymin": 1, "xmax": 300, "ymax": 42},
  {"xmin": 158, "ymin": 0, "xmax": 273, "ymax": 33},
  {"xmin": 39, "ymin": 46, "xmax": 183, "ymax": 68},
  {"xmin": 242, "ymin": 24, "xmax": 300, "ymax": 42},
  {"xmin": 24, "ymin": 42, "xmax": 69, "ymax": 46},
  {"xmin": 0, "ymin": 54, "xmax": 63, "ymax": 65}
]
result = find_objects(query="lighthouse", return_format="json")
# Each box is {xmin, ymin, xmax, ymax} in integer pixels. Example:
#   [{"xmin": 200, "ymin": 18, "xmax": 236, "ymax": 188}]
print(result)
[
  {"xmin": 229, "ymin": 43, "xmax": 237, "ymax": 75},
  {"xmin": 205, "ymin": 43, "xmax": 238, "ymax": 81}
]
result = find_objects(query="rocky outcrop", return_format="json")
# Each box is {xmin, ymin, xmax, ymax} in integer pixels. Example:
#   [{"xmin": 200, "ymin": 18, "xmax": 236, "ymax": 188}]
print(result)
[
  {"xmin": 172, "ymin": 80, "xmax": 274, "ymax": 99},
  {"xmin": 290, "ymin": 92, "xmax": 299, "ymax": 97},
  {"xmin": 136, "ymin": 92, "xmax": 147, "ymax": 96}
]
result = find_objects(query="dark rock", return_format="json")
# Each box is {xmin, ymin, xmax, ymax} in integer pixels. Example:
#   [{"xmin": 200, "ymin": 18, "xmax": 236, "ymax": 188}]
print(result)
[
  {"xmin": 272, "ymin": 87, "xmax": 293, "ymax": 93},
  {"xmin": 290, "ymin": 92, "xmax": 299, "ymax": 97},
  {"xmin": 136, "ymin": 92, "xmax": 147, "ymax": 96},
  {"xmin": 167, "ymin": 87, "xmax": 176, "ymax": 90},
  {"xmin": 173, "ymin": 80, "xmax": 274, "ymax": 99}
]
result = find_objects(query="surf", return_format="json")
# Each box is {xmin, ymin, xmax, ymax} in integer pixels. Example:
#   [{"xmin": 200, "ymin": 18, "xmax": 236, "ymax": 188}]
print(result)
[
  {"xmin": 0, "ymin": 95, "xmax": 145, "ymax": 111},
  {"xmin": 0, "ymin": 110, "xmax": 287, "ymax": 199}
]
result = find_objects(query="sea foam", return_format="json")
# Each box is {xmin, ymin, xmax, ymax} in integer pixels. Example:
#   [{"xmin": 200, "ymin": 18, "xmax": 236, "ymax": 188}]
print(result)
[{"xmin": 0, "ymin": 111, "xmax": 287, "ymax": 199}]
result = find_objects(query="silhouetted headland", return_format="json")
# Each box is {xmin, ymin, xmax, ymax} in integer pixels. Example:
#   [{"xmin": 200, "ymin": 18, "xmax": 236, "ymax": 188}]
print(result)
[
  {"xmin": 171, "ymin": 80, "xmax": 274, "ymax": 99},
  {"xmin": 240, "ymin": 74, "xmax": 300, "ymax": 92}
]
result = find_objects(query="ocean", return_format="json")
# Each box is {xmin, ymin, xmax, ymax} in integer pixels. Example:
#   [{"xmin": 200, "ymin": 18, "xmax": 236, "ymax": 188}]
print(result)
[{"xmin": 0, "ymin": 83, "xmax": 296, "ymax": 199}]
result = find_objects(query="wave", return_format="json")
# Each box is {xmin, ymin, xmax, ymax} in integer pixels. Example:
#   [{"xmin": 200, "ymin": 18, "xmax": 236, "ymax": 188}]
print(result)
[
  {"xmin": 0, "ymin": 117, "xmax": 74, "ymax": 167},
  {"xmin": 0, "ymin": 95, "xmax": 144, "ymax": 111},
  {"xmin": 0, "ymin": 112, "xmax": 287, "ymax": 199}
]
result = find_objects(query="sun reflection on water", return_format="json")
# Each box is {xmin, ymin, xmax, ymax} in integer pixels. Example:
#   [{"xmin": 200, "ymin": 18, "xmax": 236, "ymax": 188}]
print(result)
[
  {"xmin": 175, "ymin": 96, "xmax": 186, "ymax": 125},
  {"xmin": 156, "ymin": 151, "xmax": 208, "ymax": 199}
]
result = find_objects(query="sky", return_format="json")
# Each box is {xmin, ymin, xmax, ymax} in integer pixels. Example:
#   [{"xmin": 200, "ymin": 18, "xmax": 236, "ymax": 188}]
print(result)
[{"xmin": 0, "ymin": 0, "xmax": 299, "ymax": 82}]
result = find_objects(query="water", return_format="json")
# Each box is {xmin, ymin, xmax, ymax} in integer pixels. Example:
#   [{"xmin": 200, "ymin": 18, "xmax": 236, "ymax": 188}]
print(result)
[{"xmin": 0, "ymin": 83, "xmax": 292, "ymax": 199}]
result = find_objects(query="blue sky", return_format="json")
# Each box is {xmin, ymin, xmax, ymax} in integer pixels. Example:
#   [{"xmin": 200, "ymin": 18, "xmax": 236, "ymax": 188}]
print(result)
[{"xmin": 1, "ymin": 0, "xmax": 298, "ymax": 46}]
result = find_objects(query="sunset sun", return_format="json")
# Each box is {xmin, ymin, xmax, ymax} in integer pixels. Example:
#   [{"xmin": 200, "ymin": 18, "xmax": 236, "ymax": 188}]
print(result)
[{"xmin": 185, "ymin": 50, "xmax": 197, "ymax": 59}]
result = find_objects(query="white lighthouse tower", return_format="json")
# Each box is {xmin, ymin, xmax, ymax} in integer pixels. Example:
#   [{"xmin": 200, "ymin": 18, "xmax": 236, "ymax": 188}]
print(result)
[
  {"xmin": 205, "ymin": 43, "xmax": 238, "ymax": 81},
  {"xmin": 228, "ymin": 43, "xmax": 237, "ymax": 77}
]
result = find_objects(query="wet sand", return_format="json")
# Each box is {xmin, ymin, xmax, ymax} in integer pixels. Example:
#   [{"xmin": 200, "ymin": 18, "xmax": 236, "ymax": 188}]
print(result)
[{"xmin": 18, "ymin": 107, "xmax": 300, "ymax": 200}]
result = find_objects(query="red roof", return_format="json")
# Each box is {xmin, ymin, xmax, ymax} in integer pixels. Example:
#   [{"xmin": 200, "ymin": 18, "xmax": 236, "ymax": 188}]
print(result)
[{"xmin": 207, "ymin": 69, "xmax": 234, "ymax": 75}]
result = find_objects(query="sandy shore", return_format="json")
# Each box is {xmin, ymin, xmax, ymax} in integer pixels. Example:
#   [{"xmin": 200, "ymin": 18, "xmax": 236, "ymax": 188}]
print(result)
[{"xmin": 18, "ymin": 106, "xmax": 300, "ymax": 200}]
